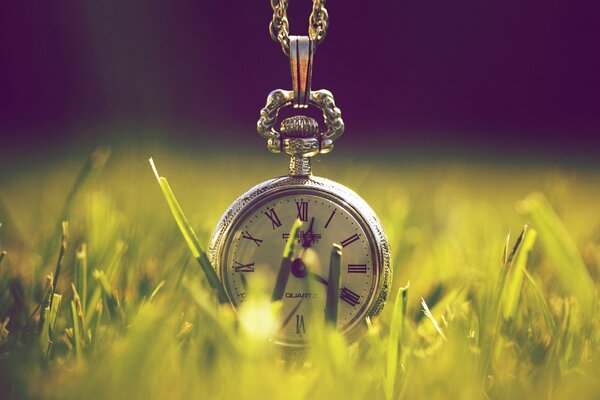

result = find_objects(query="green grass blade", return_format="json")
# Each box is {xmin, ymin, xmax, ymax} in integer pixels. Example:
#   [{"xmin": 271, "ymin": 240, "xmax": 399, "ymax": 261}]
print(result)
[
  {"xmin": 385, "ymin": 282, "xmax": 409, "ymax": 400},
  {"xmin": 38, "ymin": 275, "xmax": 54, "ymax": 334},
  {"xmin": 75, "ymin": 243, "xmax": 88, "ymax": 315},
  {"xmin": 522, "ymin": 269, "xmax": 557, "ymax": 338},
  {"xmin": 90, "ymin": 301, "xmax": 103, "ymax": 349},
  {"xmin": 503, "ymin": 229, "xmax": 537, "ymax": 320},
  {"xmin": 93, "ymin": 270, "xmax": 123, "ymax": 322},
  {"xmin": 150, "ymin": 158, "xmax": 228, "ymax": 304},
  {"xmin": 272, "ymin": 219, "xmax": 302, "ymax": 301},
  {"xmin": 149, "ymin": 280, "xmax": 167, "ymax": 302},
  {"xmin": 324, "ymin": 243, "xmax": 342, "ymax": 325},
  {"xmin": 519, "ymin": 192, "xmax": 596, "ymax": 319},
  {"xmin": 41, "ymin": 149, "xmax": 109, "ymax": 268},
  {"xmin": 42, "ymin": 293, "xmax": 62, "ymax": 360},
  {"xmin": 85, "ymin": 241, "xmax": 126, "ymax": 326},
  {"xmin": 71, "ymin": 283, "xmax": 85, "ymax": 349},
  {"xmin": 50, "ymin": 222, "xmax": 68, "ymax": 312},
  {"xmin": 421, "ymin": 297, "xmax": 446, "ymax": 341},
  {"xmin": 59, "ymin": 148, "xmax": 110, "ymax": 224},
  {"xmin": 481, "ymin": 226, "xmax": 527, "ymax": 379},
  {"xmin": 70, "ymin": 300, "xmax": 82, "ymax": 358}
]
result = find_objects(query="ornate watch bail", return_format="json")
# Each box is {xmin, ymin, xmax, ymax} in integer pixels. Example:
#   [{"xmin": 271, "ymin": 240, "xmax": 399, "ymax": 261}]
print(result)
[
  {"xmin": 289, "ymin": 36, "xmax": 313, "ymax": 108},
  {"xmin": 256, "ymin": 36, "xmax": 344, "ymax": 176}
]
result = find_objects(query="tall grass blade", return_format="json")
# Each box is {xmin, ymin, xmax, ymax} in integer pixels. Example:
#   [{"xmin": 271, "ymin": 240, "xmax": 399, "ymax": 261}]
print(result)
[
  {"xmin": 149, "ymin": 158, "xmax": 228, "ymax": 304},
  {"xmin": 50, "ymin": 222, "xmax": 68, "ymax": 312},
  {"xmin": 70, "ymin": 283, "xmax": 85, "ymax": 352},
  {"xmin": 324, "ymin": 243, "xmax": 342, "ymax": 325},
  {"xmin": 59, "ymin": 148, "xmax": 110, "ymax": 224},
  {"xmin": 503, "ymin": 229, "xmax": 537, "ymax": 320},
  {"xmin": 41, "ymin": 293, "xmax": 62, "ymax": 360},
  {"xmin": 37, "ymin": 275, "xmax": 53, "ymax": 334},
  {"xmin": 84, "ymin": 241, "xmax": 126, "ymax": 327},
  {"xmin": 272, "ymin": 219, "xmax": 302, "ymax": 301},
  {"xmin": 421, "ymin": 297, "xmax": 446, "ymax": 341},
  {"xmin": 184, "ymin": 278, "xmax": 237, "ymax": 355},
  {"xmin": 90, "ymin": 301, "xmax": 103, "ymax": 349},
  {"xmin": 522, "ymin": 269, "xmax": 557, "ymax": 338},
  {"xmin": 40, "ymin": 306, "xmax": 50, "ymax": 354},
  {"xmin": 70, "ymin": 300, "xmax": 82, "ymax": 358},
  {"xmin": 149, "ymin": 280, "xmax": 167, "ymax": 302},
  {"xmin": 93, "ymin": 269, "xmax": 123, "ymax": 322},
  {"xmin": 385, "ymin": 282, "xmax": 409, "ymax": 400},
  {"xmin": 75, "ymin": 243, "xmax": 88, "ymax": 315},
  {"xmin": 519, "ymin": 192, "xmax": 596, "ymax": 319},
  {"xmin": 481, "ymin": 226, "xmax": 527, "ymax": 379},
  {"xmin": 41, "ymin": 149, "xmax": 109, "ymax": 268}
]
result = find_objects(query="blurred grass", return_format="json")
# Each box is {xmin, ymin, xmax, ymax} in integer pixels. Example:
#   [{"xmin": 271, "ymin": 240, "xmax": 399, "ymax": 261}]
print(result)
[{"xmin": 0, "ymin": 143, "xmax": 599, "ymax": 399}]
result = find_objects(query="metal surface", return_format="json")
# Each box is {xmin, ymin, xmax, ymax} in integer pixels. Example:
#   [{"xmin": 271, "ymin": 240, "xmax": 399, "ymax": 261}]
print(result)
[
  {"xmin": 289, "ymin": 36, "xmax": 313, "ymax": 108},
  {"xmin": 208, "ymin": 175, "xmax": 392, "ymax": 347},
  {"xmin": 257, "ymin": 89, "xmax": 344, "ymax": 155},
  {"xmin": 280, "ymin": 115, "xmax": 319, "ymax": 176},
  {"xmin": 270, "ymin": 0, "xmax": 329, "ymax": 56}
]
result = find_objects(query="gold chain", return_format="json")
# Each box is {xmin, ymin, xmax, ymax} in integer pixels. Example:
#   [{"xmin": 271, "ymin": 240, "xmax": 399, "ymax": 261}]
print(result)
[{"xmin": 269, "ymin": 0, "xmax": 329, "ymax": 56}]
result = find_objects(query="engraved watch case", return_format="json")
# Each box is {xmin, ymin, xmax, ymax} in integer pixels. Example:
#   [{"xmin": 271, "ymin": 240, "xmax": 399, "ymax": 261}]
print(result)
[{"xmin": 208, "ymin": 174, "xmax": 392, "ymax": 345}]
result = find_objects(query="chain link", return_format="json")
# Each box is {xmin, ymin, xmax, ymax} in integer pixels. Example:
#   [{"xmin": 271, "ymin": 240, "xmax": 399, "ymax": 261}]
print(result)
[{"xmin": 269, "ymin": 0, "xmax": 329, "ymax": 56}]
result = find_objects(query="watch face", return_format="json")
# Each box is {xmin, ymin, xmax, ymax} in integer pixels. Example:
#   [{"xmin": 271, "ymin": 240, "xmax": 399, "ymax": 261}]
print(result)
[{"xmin": 220, "ymin": 188, "xmax": 379, "ymax": 346}]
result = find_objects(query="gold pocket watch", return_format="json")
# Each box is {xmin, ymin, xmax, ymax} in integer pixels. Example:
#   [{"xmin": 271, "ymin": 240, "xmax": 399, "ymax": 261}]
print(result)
[{"xmin": 209, "ymin": 2, "xmax": 391, "ymax": 348}]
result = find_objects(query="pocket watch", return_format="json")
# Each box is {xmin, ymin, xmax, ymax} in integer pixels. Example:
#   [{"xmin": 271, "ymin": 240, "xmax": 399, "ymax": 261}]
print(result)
[{"xmin": 209, "ymin": 2, "xmax": 391, "ymax": 348}]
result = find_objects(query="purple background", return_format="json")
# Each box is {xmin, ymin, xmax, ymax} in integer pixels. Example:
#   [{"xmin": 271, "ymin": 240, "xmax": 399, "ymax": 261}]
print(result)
[{"xmin": 1, "ymin": 1, "xmax": 599, "ymax": 158}]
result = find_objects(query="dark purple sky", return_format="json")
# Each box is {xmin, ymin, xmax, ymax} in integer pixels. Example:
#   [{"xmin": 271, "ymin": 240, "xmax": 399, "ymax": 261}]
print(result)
[{"xmin": 1, "ymin": 1, "xmax": 599, "ymax": 157}]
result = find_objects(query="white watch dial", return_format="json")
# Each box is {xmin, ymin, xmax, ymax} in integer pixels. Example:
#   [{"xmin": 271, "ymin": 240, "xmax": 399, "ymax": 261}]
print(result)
[{"xmin": 221, "ymin": 191, "xmax": 378, "ymax": 346}]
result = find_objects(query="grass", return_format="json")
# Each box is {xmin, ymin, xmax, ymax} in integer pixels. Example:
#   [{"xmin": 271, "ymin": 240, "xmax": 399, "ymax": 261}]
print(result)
[{"xmin": 0, "ymin": 143, "xmax": 599, "ymax": 399}]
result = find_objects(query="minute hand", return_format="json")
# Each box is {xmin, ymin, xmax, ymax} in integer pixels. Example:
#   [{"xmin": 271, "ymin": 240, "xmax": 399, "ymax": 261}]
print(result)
[
  {"xmin": 308, "ymin": 271, "xmax": 329, "ymax": 286},
  {"xmin": 309, "ymin": 252, "xmax": 360, "ymax": 308}
]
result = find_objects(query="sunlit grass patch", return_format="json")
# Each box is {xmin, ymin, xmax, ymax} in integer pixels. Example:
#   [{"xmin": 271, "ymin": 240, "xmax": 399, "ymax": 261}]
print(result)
[{"xmin": 0, "ymin": 146, "xmax": 598, "ymax": 399}]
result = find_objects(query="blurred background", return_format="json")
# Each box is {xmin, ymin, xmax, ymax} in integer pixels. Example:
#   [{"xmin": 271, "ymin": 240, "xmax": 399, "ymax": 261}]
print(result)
[
  {"xmin": 2, "ymin": 4, "xmax": 600, "ymax": 398},
  {"xmin": 1, "ymin": 1, "xmax": 599, "ymax": 163}
]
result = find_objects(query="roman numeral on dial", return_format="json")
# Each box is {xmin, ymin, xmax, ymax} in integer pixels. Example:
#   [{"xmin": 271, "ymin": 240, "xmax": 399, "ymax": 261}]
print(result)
[
  {"xmin": 340, "ymin": 287, "xmax": 361, "ymax": 306},
  {"xmin": 348, "ymin": 264, "xmax": 367, "ymax": 273},
  {"xmin": 264, "ymin": 208, "xmax": 282, "ymax": 229},
  {"xmin": 234, "ymin": 261, "xmax": 255, "ymax": 273},
  {"xmin": 241, "ymin": 231, "xmax": 263, "ymax": 246},
  {"xmin": 340, "ymin": 233, "xmax": 360, "ymax": 247},
  {"xmin": 295, "ymin": 314, "xmax": 306, "ymax": 335},
  {"xmin": 296, "ymin": 201, "xmax": 308, "ymax": 221}
]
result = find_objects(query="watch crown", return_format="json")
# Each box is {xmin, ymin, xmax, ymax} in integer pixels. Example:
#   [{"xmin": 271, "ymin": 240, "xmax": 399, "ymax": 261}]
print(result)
[{"xmin": 280, "ymin": 116, "xmax": 319, "ymax": 139}]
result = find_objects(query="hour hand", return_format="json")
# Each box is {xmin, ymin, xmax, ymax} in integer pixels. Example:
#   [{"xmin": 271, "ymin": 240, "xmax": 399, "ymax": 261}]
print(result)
[{"xmin": 302, "ymin": 217, "xmax": 315, "ymax": 248}]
